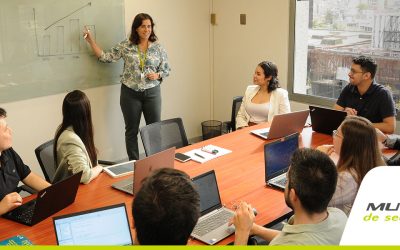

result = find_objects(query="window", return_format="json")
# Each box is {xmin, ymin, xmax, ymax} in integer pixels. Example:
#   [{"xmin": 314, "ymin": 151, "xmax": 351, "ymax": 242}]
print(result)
[{"xmin": 288, "ymin": 0, "xmax": 400, "ymax": 115}]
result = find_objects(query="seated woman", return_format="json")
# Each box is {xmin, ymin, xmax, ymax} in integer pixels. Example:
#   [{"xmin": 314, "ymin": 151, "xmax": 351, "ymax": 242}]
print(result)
[
  {"xmin": 317, "ymin": 116, "xmax": 385, "ymax": 216},
  {"xmin": 53, "ymin": 90, "xmax": 103, "ymax": 184},
  {"xmin": 236, "ymin": 61, "xmax": 290, "ymax": 129}
]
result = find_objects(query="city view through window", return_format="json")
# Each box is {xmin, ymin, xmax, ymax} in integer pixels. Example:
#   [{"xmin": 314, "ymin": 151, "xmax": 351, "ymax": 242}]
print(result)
[{"xmin": 293, "ymin": 0, "xmax": 400, "ymax": 113}]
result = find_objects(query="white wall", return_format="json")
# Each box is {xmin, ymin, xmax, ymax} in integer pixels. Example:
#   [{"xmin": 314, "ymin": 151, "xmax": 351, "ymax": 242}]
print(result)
[{"xmin": 212, "ymin": 0, "xmax": 291, "ymax": 122}]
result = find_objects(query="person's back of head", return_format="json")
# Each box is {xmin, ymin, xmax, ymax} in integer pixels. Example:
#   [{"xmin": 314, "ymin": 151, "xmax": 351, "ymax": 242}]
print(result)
[
  {"xmin": 54, "ymin": 90, "xmax": 97, "ymax": 166},
  {"xmin": 338, "ymin": 116, "xmax": 384, "ymax": 186},
  {"xmin": 132, "ymin": 168, "xmax": 200, "ymax": 245},
  {"xmin": 352, "ymin": 55, "xmax": 377, "ymax": 79},
  {"xmin": 288, "ymin": 148, "xmax": 337, "ymax": 214},
  {"xmin": 0, "ymin": 107, "xmax": 6, "ymax": 118}
]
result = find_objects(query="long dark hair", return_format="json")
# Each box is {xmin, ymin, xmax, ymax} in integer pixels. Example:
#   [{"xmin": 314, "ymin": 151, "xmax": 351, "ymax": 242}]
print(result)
[
  {"xmin": 129, "ymin": 13, "xmax": 158, "ymax": 45},
  {"xmin": 258, "ymin": 61, "xmax": 280, "ymax": 93},
  {"xmin": 337, "ymin": 116, "xmax": 385, "ymax": 186},
  {"xmin": 54, "ymin": 90, "xmax": 97, "ymax": 167}
]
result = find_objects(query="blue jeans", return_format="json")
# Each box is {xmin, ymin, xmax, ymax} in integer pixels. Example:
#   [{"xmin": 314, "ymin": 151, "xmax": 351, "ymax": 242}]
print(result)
[{"xmin": 120, "ymin": 84, "xmax": 161, "ymax": 160}]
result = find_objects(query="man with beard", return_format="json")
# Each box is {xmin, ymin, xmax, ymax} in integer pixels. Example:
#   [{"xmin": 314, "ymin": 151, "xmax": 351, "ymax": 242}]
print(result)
[
  {"xmin": 232, "ymin": 148, "xmax": 347, "ymax": 245},
  {"xmin": 334, "ymin": 55, "xmax": 396, "ymax": 134}
]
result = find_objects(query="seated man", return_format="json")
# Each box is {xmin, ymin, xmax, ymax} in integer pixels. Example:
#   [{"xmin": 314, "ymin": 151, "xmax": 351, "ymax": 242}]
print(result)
[
  {"xmin": 232, "ymin": 148, "xmax": 347, "ymax": 245},
  {"xmin": 334, "ymin": 55, "xmax": 396, "ymax": 134},
  {"xmin": 132, "ymin": 168, "xmax": 200, "ymax": 245},
  {"xmin": 0, "ymin": 107, "xmax": 51, "ymax": 215}
]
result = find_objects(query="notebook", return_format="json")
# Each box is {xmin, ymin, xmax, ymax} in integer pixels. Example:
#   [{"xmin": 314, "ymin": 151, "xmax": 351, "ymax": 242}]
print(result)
[
  {"xmin": 112, "ymin": 147, "xmax": 175, "ymax": 196},
  {"xmin": 264, "ymin": 133, "xmax": 299, "ymax": 190},
  {"xmin": 2, "ymin": 171, "xmax": 82, "ymax": 226},
  {"xmin": 191, "ymin": 170, "xmax": 235, "ymax": 245},
  {"xmin": 251, "ymin": 110, "xmax": 309, "ymax": 140},
  {"xmin": 53, "ymin": 203, "xmax": 133, "ymax": 245},
  {"xmin": 309, "ymin": 105, "xmax": 347, "ymax": 135}
]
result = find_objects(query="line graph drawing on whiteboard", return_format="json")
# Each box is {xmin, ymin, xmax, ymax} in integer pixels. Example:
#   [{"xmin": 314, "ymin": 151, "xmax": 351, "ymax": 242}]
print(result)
[
  {"xmin": 33, "ymin": 2, "xmax": 96, "ymax": 57},
  {"xmin": 0, "ymin": 0, "xmax": 125, "ymax": 103}
]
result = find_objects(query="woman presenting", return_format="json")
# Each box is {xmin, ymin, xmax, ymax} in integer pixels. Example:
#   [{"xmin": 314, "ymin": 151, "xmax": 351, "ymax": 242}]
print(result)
[{"xmin": 84, "ymin": 13, "xmax": 170, "ymax": 160}]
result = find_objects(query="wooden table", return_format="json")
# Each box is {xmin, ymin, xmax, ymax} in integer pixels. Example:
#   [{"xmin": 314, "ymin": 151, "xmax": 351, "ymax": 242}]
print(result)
[{"xmin": 0, "ymin": 125, "xmax": 333, "ymax": 245}]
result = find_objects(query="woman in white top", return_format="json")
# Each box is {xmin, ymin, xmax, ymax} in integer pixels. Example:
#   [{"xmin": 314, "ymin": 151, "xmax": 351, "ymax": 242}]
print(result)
[
  {"xmin": 317, "ymin": 116, "xmax": 385, "ymax": 216},
  {"xmin": 236, "ymin": 61, "xmax": 290, "ymax": 129}
]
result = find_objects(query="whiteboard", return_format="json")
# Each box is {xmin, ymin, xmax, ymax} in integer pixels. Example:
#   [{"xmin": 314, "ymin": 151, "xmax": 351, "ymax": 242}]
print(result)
[{"xmin": 0, "ymin": 0, "xmax": 125, "ymax": 103}]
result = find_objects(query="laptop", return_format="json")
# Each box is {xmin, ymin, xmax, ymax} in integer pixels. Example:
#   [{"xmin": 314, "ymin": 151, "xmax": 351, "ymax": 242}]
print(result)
[
  {"xmin": 112, "ymin": 147, "xmax": 175, "ymax": 196},
  {"xmin": 309, "ymin": 105, "xmax": 347, "ymax": 135},
  {"xmin": 251, "ymin": 110, "xmax": 309, "ymax": 140},
  {"xmin": 53, "ymin": 203, "xmax": 133, "ymax": 245},
  {"xmin": 191, "ymin": 170, "xmax": 235, "ymax": 245},
  {"xmin": 264, "ymin": 133, "xmax": 299, "ymax": 190},
  {"xmin": 2, "ymin": 171, "xmax": 82, "ymax": 226}
]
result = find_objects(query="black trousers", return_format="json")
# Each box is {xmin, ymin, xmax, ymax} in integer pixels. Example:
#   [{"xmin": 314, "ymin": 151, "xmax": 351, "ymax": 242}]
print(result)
[{"xmin": 120, "ymin": 84, "xmax": 161, "ymax": 160}]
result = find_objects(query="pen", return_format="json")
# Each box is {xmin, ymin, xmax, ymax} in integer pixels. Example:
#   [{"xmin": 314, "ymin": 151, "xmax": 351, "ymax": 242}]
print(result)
[
  {"xmin": 194, "ymin": 152, "xmax": 205, "ymax": 159},
  {"xmin": 83, "ymin": 27, "xmax": 90, "ymax": 39}
]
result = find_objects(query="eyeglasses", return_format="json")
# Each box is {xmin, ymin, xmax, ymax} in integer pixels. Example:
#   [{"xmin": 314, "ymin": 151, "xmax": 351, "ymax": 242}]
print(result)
[
  {"xmin": 349, "ymin": 69, "xmax": 364, "ymax": 75},
  {"xmin": 332, "ymin": 129, "xmax": 343, "ymax": 138}
]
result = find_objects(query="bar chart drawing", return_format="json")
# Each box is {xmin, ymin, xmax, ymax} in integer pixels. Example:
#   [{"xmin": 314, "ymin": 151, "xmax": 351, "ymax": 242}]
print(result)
[
  {"xmin": 33, "ymin": 2, "xmax": 96, "ymax": 57},
  {"xmin": 0, "ymin": 0, "xmax": 125, "ymax": 103}
]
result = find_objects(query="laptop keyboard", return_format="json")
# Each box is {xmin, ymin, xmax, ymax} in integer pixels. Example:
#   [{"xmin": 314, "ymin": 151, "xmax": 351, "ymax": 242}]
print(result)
[
  {"xmin": 275, "ymin": 177, "xmax": 287, "ymax": 187},
  {"xmin": 123, "ymin": 183, "xmax": 133, "ymax": 192},
  {"xmin": 193, "ymin": 209, "xmax": 233, "ymax": 237},
  {"xmin": 8, "ymin": 200, "xmax": 36, "ymax": 224}
]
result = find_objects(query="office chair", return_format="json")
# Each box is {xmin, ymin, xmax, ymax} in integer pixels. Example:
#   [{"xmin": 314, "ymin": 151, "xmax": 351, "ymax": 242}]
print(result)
[
  {"xmin": 35, "ymin": 139, "xmax": 115, "ymax": 183},
  {"xmin": 35, "ymin": 139, "xmax": 57, "ymax": 183},
  {"xmin": 140, "ymin": 117, "xmax": 189, "ymax": 156},
  {"xmin": 223, "ymin": 96, "xmax": 243, "ymax": 133}
]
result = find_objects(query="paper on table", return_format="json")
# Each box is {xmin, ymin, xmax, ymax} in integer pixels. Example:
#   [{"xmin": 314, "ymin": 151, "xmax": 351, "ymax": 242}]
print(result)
[{"xmin": 184, "ymin": 144, "xmax": 232, "ymax": 163}]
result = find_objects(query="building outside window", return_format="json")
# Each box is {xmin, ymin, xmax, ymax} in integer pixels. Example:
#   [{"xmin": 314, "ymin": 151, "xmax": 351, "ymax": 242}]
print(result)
[{"xmin": 289, "ymin": 0, "xmax": 400, "ymax": 116}]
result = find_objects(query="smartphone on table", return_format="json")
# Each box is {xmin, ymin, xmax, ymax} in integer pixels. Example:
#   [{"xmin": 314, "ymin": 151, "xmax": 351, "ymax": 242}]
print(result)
[{"xmin": 175, "ymin": 153, "xmax": 191, "ymax": 162}]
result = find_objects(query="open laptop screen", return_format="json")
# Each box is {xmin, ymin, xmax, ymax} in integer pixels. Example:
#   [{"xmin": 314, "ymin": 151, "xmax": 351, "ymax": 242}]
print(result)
[
  {"xmin": 53, "ymin": 203, "xmax": 132, "ymax": 245},
  {"xmin": 264, "ymin": 133, "xmax": 299, "ymax": 180},
  {"xmin": 192, "ymin": 170, "xmax": 222, "ymax": 216}
]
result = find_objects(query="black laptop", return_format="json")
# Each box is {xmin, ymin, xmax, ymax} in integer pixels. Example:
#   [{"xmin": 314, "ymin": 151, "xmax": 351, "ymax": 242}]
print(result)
[
  {"xmin": 264, "ymin": 133, "xmax": 299, "ymax": 190},
  {"xmin": 3, "ymin": 171, "xmax": 82, "ymax": 226},
  {"xmin": 309, "ymin": 105, "xmax": 347, "ymax": 135}
]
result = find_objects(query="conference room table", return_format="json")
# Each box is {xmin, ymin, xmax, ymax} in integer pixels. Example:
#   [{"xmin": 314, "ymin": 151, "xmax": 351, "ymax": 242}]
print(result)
[{"xmin": 0, "ymin": 124, "xmax": 337, "ymax": 245}]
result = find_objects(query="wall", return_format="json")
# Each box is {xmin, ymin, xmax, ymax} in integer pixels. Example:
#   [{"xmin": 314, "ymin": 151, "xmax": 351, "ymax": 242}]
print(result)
[
  {"xmin": 212, "ymin": 0, "xmax": 291, "ymax": 122},
  {"xmin": 2, "ymin": 0, "xmax": 213, "ymax": 177}
]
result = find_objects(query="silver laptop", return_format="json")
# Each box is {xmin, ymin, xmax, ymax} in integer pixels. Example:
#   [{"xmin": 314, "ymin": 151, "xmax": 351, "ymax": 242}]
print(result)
[
  {"xmin": 264, "ymin": 133, "xmax": 299, "ymax": 190},
  {"xmin": 191, "ymin": 170, "xmax": 235, "ymax": 245},
  {"xmin": 251, "ymin": 110, "xmax": 309, "ymax": 140},
  {"xmin": 53, "ymin": 203, "xmax": 133, "ymax": 245},
  {"xmin": 112, "ymin": 147, "xmax": 175, "ymax": 195}
]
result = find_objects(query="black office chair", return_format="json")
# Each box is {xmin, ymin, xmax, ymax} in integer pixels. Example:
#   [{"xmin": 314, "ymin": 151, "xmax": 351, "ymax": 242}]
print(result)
[
  {"xmin": 35, "ymin": 139, "xmax": 57, "ymax": 183},
  {"xmin": 140, "ymin": 118, "xmax": 189, "ymax": 156},
  {"xmin": 35, "ymin": 139, "xmax": 115, "ymax": 183},
  {"xmin": 223, "ymin": 96, "xmax": 243, "ymax": 133}
]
